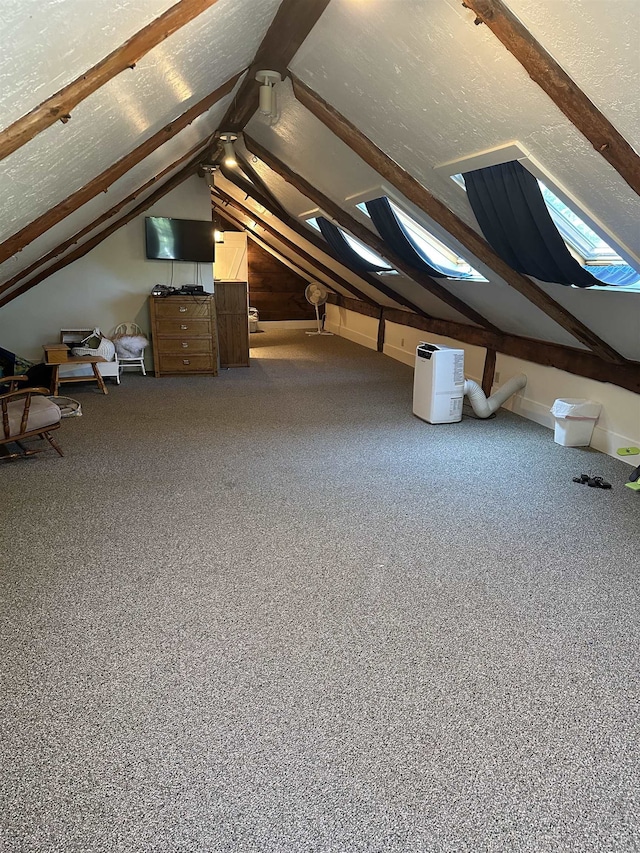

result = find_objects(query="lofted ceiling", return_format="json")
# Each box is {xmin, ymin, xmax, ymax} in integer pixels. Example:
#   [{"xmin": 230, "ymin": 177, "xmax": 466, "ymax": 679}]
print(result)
[{"xmin": 0, "ymin": 0, "xmax": 639, "ymax": 374}]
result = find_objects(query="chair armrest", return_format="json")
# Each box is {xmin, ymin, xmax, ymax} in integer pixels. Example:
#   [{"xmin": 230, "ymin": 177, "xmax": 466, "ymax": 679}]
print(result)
[
  {"xmin": 0, "ymin": 375, "xmax": 29, "ymax": 392},
  {"xmin": 0, "ymin": 386, "xmax": 50, "ymax": 401}
]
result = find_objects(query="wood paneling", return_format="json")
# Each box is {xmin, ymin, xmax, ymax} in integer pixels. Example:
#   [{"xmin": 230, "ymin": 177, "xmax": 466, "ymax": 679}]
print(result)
[
  {"xmin": 248, "ymin": 240, "xmax": 315, "ymax": 321},
  {"xmin": 215, "ymin": 281, "xmax": 249, "ymax": 367}
]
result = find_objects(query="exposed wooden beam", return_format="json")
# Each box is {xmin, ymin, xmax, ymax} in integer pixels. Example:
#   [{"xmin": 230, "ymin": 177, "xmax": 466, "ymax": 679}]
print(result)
[
  {"xmin": 0, "ymin": 162, "xmax": 200, "ymax": 308},
  {"xmin": 218, "ymin": 0, "xmax": 332, "ymax": 133},
  {"xmin": 216, "ymin": 165, "xmax": 430, "ymax": 316},
  {"xmin": 0, "ymin": 0, "xmax": 222, "ymax": 162},
  {"xmin": 290, "ymin": 75, "xmax": 627, "ymax": 365},
  {"xmin": 0, "ymin": 140, "xmax": 210, "ymax": 298},
  {"xmin": 218, "ymin": 164, "xmax": 290, "ymax": 221},
  {"xmin": 234, "ymin": 153, "xmax": 291, "ymax": 217},
  {"xmin": 461, "ymin": 0, "xmax": 640, "ymax": 196},
  {"xmin": 330, "ymin": 294, "xmax": 640, "ymax": 395},
  {"xmin": 244, "ymin": 134, "xmax": 501, "ymax": 333},
  {"xmin": 0, "ymin": 71, "xmax": 242, "ymax": 267},
  {"xmin": 211, "ymin": 186, "xmax": 374, "ymax": 303},
  {"xmin": 482, "ymin": 348, "xmax": 496, "ymax": 396},
  {"xmin": 376, "ymin": 312, "xmax": 386, "ymax": 353}
]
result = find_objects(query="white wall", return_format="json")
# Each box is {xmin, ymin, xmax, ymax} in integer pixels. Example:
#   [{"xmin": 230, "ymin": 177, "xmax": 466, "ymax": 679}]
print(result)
[
  {"xmin": 326, "ymin": 303, "xmax": 640, "ymax": 463},
  {"xmin": 0, "ymin": 175, "xmax": 213, "ymax": 365}
]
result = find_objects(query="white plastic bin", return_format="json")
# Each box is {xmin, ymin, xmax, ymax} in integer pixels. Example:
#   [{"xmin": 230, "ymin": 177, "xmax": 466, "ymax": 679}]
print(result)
[{"xmin": 550, "ymin": 398, "xmax": 601, "ymax": 447}]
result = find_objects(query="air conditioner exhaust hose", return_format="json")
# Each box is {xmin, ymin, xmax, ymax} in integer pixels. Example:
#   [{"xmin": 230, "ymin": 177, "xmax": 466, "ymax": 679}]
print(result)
[{"xmin": 463, "ymin": 374, "xmax": 527, "ymax": 418}]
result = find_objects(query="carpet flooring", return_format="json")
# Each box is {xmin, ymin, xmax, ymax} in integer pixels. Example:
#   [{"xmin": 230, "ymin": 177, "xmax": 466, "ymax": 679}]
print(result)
[{"xmin": 1, "ymin": 330, "xmax": 638, "ymax": 852}]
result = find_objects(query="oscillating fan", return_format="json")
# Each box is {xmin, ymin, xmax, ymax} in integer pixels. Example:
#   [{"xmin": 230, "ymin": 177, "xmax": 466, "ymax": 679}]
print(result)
[{"xmin": 305, "ymin": 282, "xmax": 333, "ymax": 336}]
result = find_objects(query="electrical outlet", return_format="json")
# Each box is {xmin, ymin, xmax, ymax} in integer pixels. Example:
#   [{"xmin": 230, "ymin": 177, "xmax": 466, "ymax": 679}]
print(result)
[{"xmin": 494, "ymin": 371, "xmax": 500, "ymax": 384}]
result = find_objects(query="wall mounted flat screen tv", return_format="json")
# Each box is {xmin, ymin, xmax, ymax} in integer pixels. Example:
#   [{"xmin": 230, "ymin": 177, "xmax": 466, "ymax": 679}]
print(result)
[{"xmin": 145, "ymin": 217, "xmax": 214, "ymax": 262}]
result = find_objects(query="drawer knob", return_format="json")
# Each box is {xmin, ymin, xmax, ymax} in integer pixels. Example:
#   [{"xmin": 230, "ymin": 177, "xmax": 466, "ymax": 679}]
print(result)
[
  {"xmin": 179, "ymin": 306, "xmax": 187, "ymax": 313},
  {"xmin": 180, "ymin": 324, "xmax": 188, "ymax": 330},
  {"xmin": 183, "ymin": 359, "xmax": 190, "ymax": 365},
  {"xmin": 182, "ymin": 342, "xmax": 189, "ymax": 348}
]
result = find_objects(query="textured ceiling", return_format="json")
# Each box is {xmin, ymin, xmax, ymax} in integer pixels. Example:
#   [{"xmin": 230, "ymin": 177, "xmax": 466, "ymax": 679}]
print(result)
[
  {"xmin": 290, "ymin": 0, "xmax": 639, "ymax": 257},
  {"xmin": 0, "ymin": 0, "xmax": 174, "ymax": 126},
  {"xmin": 1, "ymin": 0, "xmax": 638, "ymax": 358},
  {"xmin": 506, "ymin": 0, "xmax": 640, "ymax": 151},
  {"xmin": 0, "ymin": 0, "xmax": 281, "ymax": 263},
  {"xmin": 0, "ymin": 89, "xmax": 240, "ymax": 285}
]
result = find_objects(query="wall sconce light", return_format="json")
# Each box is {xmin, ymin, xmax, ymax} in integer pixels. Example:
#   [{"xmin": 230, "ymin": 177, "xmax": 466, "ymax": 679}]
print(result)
[
  {"xmin": 255, "ymin": 70, "xmax": 282, "ymax": 118},
  {"xmin": 219, "ymin": 132, "xmax": 238, "ymax": 167},
  {"xmin": 212, "ymin": 209, "xmax": 224, "ymax": 243}
]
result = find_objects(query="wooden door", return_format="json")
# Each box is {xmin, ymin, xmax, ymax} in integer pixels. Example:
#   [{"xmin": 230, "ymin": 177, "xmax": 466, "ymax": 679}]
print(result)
[{"xmin": 215, "ymin": 281, "xmax": 249, "ymax": 368}]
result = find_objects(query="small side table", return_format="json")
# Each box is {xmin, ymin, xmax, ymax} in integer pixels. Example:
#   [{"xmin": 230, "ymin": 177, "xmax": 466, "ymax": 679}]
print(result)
[{"xmin": 43, "ymin": 345, "xmax": 108, "ymax": 396}]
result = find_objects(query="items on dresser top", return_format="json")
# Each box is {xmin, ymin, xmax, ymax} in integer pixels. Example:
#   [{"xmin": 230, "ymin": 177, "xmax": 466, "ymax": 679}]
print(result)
[
  {"xmin": 148, "ymin": 295, "xmax": 218, "ymax": 378},
  {"xmin": 151, "ymin": 285, "xmax": 205, "ymax": 297}
]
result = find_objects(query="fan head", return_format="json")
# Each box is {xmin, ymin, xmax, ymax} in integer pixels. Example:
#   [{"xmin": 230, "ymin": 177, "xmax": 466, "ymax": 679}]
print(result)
[{"xmin": 305, "ymin": 282, "xmax": 329, "ymax": 306}]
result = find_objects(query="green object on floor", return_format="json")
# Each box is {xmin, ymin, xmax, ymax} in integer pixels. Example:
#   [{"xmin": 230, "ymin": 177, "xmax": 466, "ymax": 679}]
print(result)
[
  {"xmin": 625, "ymin": 481, "xmax": 640, "ymax": 491},
  {"xmin": 617, "ymin": 447, "xmax": 640, "ymax": 456}
]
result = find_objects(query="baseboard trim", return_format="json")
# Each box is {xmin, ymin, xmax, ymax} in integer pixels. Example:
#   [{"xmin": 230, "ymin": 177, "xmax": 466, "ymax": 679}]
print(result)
[
  {"xmin": 257, "ymin": 320, "xmax": 316, "ymax": 330},
  {"xmin": 382, "ymin": 343, "xmax": 413, "ymax": 366},
  {"xmin": 504, "ymin": 394, "xmax": 637, "ymax": 461}
]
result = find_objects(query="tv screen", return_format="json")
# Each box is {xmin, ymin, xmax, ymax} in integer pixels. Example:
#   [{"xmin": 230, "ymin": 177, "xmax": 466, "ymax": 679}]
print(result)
[{"xmin": 145, "ymin": 217, "xmax": 214, "ymax": 262}]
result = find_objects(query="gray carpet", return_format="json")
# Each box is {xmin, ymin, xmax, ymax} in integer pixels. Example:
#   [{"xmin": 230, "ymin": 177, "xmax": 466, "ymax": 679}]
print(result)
[{"xmin": 1, "ymin": 330, "xmax": 638, "ymax": 853}]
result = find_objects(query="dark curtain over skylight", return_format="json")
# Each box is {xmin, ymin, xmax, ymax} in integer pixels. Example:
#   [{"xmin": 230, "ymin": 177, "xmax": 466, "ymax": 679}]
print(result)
[
  {"xmin": 314, "ymin": 217, "xmax": 392, "ymax": 273},
  {"xmin": 462, "ymin": 161, "xmax": 640, "ymax": 288},
  {"xmin": 365, "ymin": 197, "xmax": 485, "ymax": 281}
]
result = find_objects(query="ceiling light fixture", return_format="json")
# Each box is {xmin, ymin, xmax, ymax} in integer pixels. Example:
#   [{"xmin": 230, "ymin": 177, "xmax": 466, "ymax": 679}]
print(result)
[
  {"xmin": 255, "ymin": 70, "xmax": 282, "ymax": 118},
  {"xmin": 219, "ymin": 132, "xmax": 238, "ymax": 167},
  {"xmin": 200, "ymin": 163, "xmax": 217, "ymax": 189}
]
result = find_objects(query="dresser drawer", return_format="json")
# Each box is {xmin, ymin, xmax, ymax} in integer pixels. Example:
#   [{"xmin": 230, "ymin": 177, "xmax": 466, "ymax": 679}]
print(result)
[
  {"xmin": 155, "ymin": 338, "xmax": 212, "ymax": 355},
  {"xmin": 157, "ymin": 354, "xmax": 215, "ymax": 373},
  {"xmin": 155, "ymin": 318, "xmax": 211, "ymax": 336},
  {"xmin": 153, "ymin": 299, "xmax": 212, "ymax": 319},
  {"xmin": 149, "ymin": 295, "xmax": 217, "ymax": 377}
]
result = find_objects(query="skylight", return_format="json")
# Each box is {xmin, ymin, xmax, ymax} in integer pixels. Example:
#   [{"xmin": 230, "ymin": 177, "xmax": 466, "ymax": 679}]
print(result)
[
  {"xmin": 356, "ymin": 201, "xmax": 486, "ymax": 281},
  {"xmin": 538, "ymin": 182, "xmax": 622, "ymax": 264},
  {"xmin": 452, "ymin": 171, "xmax": 640, "ymax": 288},
  {"xmin": 307, "ymin": 217, "xmax": 395, "ymax": 272}
]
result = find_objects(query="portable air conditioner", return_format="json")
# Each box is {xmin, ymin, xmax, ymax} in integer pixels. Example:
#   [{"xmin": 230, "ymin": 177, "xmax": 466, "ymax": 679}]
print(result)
[{"xmin": 413, "ymin": 343, "xmax": 465, "ymax": 424}]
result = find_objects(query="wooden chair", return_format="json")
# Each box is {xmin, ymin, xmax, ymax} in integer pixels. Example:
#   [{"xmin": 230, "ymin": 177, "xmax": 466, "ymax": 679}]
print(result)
[{"xmin": 0, "ymin": 376, "xmax": 64, "ymax": 460}]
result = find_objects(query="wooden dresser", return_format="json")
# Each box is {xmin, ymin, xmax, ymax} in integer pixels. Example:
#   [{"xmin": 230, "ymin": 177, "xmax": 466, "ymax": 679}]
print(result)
[{"xmin": 149, "ymin": 295, "xmax": 218, "ymax": 377}]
